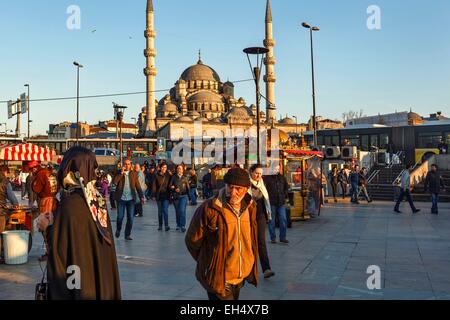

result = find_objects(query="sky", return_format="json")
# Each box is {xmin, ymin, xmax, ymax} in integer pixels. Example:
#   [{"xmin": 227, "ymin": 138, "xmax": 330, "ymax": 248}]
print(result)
[{"xmin": 1, "ymin": 0, "xmax": 449, "ymax": 136}]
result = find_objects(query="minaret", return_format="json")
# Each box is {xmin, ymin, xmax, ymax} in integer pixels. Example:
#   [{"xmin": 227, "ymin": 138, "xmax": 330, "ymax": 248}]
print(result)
[
  {"xmin": 144, "ymin": 0, "xmax": 157, "ymax": 133},
  {"xmin": 263, "ymin": 0, "xmax": 276, "ymax": 123}
]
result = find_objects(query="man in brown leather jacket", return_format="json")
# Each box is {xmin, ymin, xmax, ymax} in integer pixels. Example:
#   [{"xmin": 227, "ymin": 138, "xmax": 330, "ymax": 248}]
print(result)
[{"xmin": 185, "ymin": 167, "xmax": 259, "ymax": 300}]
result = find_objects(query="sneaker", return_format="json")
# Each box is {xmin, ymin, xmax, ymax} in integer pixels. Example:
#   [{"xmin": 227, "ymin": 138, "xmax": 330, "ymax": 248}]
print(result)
[
  {"xmin": 181, "ymin": 228, "xmax": 186, "ymax": 233},
  {"xmin": 413, "ymin": 209, "xmax": 421, "ymax": 214},
  {"xmin": 176, "ymin": 227, "xmax": 180, "ymax": 231},
  {"xmin": 263, "ymin": 269, "xmax": 275, "ymax": 279},
  {"xmin": 125, "ymin": 236, "xmax": 133, "ymax": 241},
  {"xmin": 270, "ymin": 239, "xmax": 277, "ymax": 244},
  {"xmin": 115, "ymin": 230, "xmax": 120, "ymax": 238},
  {"xmin": 280, "ymin": 239, "xmax": 290, "ymax": 244},
  {"xmin": 134, "ymin": 214, "xmax": 139, "ymax": 217},
  {"xmin": 165, "ymin": 226, "xmax": 171, "ymax": 232},
  {"xmin": 157, "ymin": 226, "xmax": 162, "ymax": 231},
  {"xmin": 394, "ymin": 209, "xmax": 401, "ymax": 214}
]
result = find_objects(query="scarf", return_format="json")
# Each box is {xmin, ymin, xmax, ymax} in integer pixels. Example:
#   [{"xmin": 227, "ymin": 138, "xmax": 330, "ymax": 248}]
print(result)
[
  {"xmin": 63, "ymin": 171, "xmax": 112, "ymax": 246},
  {"xmin": 249, "ymin": 177, "xmax": 272, "ymax": 221}
]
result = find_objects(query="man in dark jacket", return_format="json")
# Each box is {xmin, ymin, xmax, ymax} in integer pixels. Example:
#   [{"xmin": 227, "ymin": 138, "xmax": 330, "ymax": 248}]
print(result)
[
  {"xmin": 263, "ymin": 165, "xmax": 290, "ymax": 244},
  {"xmin": 113, "ymin": 159, "xmax": 144, "ymax": 240},
  {"xmin": 185, "ymin": 168, "xmax": 259, "ymax": 300},
  {"xmin": 350, "ymin": 165, "xmax": 360, "ymax": 204},
  {"xmin": 424, "ymin": 164, "xmax": 446, "ymax": 214}
]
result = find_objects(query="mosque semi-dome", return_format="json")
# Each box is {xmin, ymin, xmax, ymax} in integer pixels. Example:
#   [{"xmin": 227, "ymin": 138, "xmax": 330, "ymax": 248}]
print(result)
[
  {"xmin": 187, "ymin": 91, "xmax": 224, "ymax": 104},
  {"xmin": 175, "ymin": 116, "xmax": 193, "ymax": 122}
]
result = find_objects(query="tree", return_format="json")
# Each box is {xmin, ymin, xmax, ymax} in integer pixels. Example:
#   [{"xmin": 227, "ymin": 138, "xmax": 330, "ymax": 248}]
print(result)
[{"xmin": 342, "ymin": 109, "xmax": 366, "ymax": 123}]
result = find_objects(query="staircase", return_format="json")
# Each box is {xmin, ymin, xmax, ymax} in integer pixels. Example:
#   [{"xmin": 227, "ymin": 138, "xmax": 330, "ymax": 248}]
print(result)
[{"xmin": 367, "ymin": 164, "xmax": 404, "ymax": 201}]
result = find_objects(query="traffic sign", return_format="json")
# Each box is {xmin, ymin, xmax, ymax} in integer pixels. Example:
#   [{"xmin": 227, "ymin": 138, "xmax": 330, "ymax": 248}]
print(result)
[
  {"xmin": 7, "ymin": 100, "xmax": 13, "ymax": 119},
  {"xmin": 20, "ymin": 93, "xmax": 27, "ymax": 114}
]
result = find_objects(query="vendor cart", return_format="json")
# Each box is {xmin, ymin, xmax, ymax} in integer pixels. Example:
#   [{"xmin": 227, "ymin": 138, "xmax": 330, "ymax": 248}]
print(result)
[
  {"xmin": 281, "ymin": 149, "xmax": 324, "ymax": 221},
  {"xmin": 0, "ymin": 204, "xmax": 38, "ymax": 259}
]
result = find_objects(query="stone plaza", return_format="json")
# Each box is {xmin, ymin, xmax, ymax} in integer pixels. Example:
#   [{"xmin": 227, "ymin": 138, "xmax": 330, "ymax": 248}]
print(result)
[{"xmin": 1, "ymin": 195, "xmax": 450, "ymax": 300}]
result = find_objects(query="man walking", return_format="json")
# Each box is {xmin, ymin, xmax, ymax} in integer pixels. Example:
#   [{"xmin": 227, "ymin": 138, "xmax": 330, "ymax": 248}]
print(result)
[
  {"xmin": 350, "ymin": 165, "xmax": 360, "ymax": 204},
  {"xmin": 264, "ymin": 165, "xmax": 290, "ymax": 244},
  {"xmin": 134, "ymin": 163, "xmax": 147, "ymax": 217},
  {"xmin": 113, "ymin": 159, "xmax": 144, "ymax": 240},
  {"xmin": 357, "ymin": 167, "xmax": 372, "ymax": 203},
  {"xmin": 394, "ymin": 164, "xmax": 420, "ymax": 214},
  {"xmin": 424, "ymin": 164, "xmax": 445, "ymax": 214},
  {"xmin": 185, "ymin": 168, "xmax": 259, "ymax": 300}
]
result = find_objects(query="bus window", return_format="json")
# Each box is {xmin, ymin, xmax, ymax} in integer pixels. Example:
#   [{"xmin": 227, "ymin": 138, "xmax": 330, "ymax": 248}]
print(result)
[
  {"xmin": 418, "ymin": 132, "xmax": 442, "ymax": 148},
  {"xmin": 370, "ymin": 135, "xmax": 379, "ymax": 149},
  {"xmin": 361, "ymin": 135, "xmax": 369, "ymax": 151},
  {"xmin": 380, "ymin": 134, "xmax": 389, "ymax": 149}
]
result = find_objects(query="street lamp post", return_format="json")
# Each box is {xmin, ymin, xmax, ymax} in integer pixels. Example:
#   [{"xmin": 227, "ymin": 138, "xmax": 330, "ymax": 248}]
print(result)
[
  {"xmin": 302, "ymin": 22, "xmax": 320, "ymax": 148},
  {"xmin": 292, "ymin": 115, "xmax": 298, "ymax": 135},
  {"xmin": 113, "ymin": 103, "xmax": 128, "ymax": 165},
  {"xmin": 243, "ymin": 46, "xmax": 269, "ymax": 164},
  {"xmin": 24, "ymin": 84, "xmax": 30, "ymax": 139},
  {"xmin": 73, "ymin": 61, "xmax": 83, "ymax": 144}
]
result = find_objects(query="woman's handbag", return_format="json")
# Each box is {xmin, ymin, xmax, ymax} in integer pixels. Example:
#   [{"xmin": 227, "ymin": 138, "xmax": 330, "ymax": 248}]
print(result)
[{"xmin": 35, "ymin": 265, "xmax": 48, "ymax": 300}]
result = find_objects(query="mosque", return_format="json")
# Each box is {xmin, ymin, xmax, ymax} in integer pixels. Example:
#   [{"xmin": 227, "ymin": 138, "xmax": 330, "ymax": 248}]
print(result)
[{"xmin": 137, "ymin": 0, "xmax": 306, "ymax": 141}]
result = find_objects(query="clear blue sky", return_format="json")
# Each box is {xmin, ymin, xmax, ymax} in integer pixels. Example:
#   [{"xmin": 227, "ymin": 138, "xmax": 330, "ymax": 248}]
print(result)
[{"xmin": 1, "ymin": 0, "xmax": 449, "ymax": 135}]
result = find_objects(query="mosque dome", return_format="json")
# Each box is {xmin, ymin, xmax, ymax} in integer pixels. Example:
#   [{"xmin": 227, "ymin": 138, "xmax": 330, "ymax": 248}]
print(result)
[
  {"xmin": 160, "ymin": 103, "xmax": 178, "ymax": 113},
  {"xmin": 187, "ymin": 91, "xmax": 224, "ymax": 104},
  {"xmin": 194, "ymin": 116, "xmax": 210, "ymax": 123},
  {"xmin": 226, "ymin": 107, "xmax": 251, "ymax": 120},
  {"xmin": 174, "ymin": 116, "xmax": 193, "ymax": 122},
  {"xmin": 279, "ymin": 117, "xmax": 296, "ymax": 125},
  {"xmin": 180, "ymin": 59, "xmax": 221, "ymax": 82}
]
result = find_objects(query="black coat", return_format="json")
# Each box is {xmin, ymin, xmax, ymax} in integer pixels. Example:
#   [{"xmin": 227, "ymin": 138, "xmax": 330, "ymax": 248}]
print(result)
[
  {"xmin": 425, "ymin": 171, "xmax": 445, "ymax": 194},
  {"xmin": 152, "ymin": 172, "xmax": 172, "ymax": 201},
  {"xmin": 263, "ymin": 174, "xmax": 289, "ymax": 207},
  {"xmin": 47, "ymin": 190, "xmax": 121, "ymax": 300}
]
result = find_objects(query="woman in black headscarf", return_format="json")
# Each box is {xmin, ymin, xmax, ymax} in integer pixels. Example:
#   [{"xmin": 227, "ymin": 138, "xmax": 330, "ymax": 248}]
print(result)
[{"xmin": 45, "ymin": 146, "xmax": 121, "ymax": 300}]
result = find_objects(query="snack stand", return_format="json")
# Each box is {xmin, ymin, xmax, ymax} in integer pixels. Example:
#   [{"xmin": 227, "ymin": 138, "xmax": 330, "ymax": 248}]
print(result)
[
  {"xmin": 281, "ymin": 149, "xmax": 324, "ymax": 221},
  {"xmin": 0, "ymin": 143, "xmax": 56, "ymax": 260}
]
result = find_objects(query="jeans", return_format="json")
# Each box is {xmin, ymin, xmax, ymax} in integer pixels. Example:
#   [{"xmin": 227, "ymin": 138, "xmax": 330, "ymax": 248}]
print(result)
[
  {"xmin": 174, "ymin": 195, "xmax": 188, "ymax": 229},
  {"xmin": 351, "ymin": 184, "xmax": 359, "ymax": 202},
  {"xmin": 135, "ymin": 202, "xmax": 143, "ymax": 216},
  {"xmin": 21, "ymin": 183, "xmax": 27, "ymax": 198},
  {"xmin": 257, "ymin": 212, "xmax": 271, "ymax": 272},
  {"xmin": 268, "ymin": 205, "xmax": 287, "ymax": 241},
  {"xmin": 145, "ymin": 186, "xmax": 152, "ymax": 200},
  {"xmin": 189, "ymin": 187, "xmax": 197, "ymax": 205},
  {"xmin": 340, "ymin": 182, "xmax": 347, "ymax": 198},
  {"xmin": 109, "ymin": 191, "xmax": 116, "ymax": 209},
  {"xmin": 330, "ymin": 182, "xmax": 338, "ymax": 199},
  {"xmin": 431, "ymin": 193, "xmax": 439, "ymax": 213},
  {"xmin": 357, "ymin": 185, "xmax": 371, "ymax": 202},
  {"xmin": 117, "ymin": 200, "xmax": 135, "ymax": 237},
  {"xmin": 394, "ymin": 189, "xmax": 417, "ymax": 212},
  {"xmin": 157, "ymin": 200, "xmax": 170, "ymax": 227}
]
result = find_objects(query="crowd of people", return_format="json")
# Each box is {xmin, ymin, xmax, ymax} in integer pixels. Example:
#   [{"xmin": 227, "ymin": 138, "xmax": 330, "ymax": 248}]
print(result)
[{"xmin": 1, "ymin": 145, "xmax": 448, "ymax": 301}]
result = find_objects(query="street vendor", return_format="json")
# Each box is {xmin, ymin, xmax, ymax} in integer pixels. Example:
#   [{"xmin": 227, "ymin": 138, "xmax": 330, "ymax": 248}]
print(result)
[
  {"xmin": 29, "ymin": 160, "xmax": 58, "ymax": 262},
  {"xmin": 0, "ymin": 165, "xmax": 19, "ymax": 233},
  {"xmin": 30, "ymin": 161, "xmax": 58, "ymax": 214}
]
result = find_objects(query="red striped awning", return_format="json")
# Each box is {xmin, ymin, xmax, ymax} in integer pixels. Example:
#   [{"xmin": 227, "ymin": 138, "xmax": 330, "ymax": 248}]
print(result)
[{"xmin": 0, "ymin": 143, "xmax": 56, "ymax": 161}]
